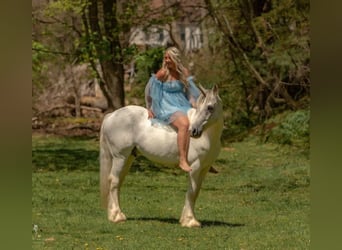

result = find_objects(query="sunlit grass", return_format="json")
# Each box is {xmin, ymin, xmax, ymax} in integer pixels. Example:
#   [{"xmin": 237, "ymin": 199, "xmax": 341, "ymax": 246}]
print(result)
[{"xmin": 32, "ymin": 134, "xmax": 310, "ymax": 249}]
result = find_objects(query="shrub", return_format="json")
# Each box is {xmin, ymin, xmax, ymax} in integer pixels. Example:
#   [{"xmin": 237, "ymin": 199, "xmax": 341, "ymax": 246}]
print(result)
[
  {"xmin": 134, "ymin": 47, "xmax": 164, "ymax": 84},
  {"xmin": 265, "ymin": 110, "xmax": 310, "ymax": 148}
]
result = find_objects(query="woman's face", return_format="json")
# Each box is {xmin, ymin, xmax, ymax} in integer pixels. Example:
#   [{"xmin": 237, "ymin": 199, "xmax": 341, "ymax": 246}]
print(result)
[{"xmin": 164, "ymin": 52, "xmax": 176, "ymax": 70}]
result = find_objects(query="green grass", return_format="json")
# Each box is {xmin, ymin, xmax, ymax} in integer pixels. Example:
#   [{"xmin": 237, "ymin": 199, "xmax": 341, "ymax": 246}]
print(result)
[{"xmin": 32, "ymin": 134, "xmax": 310, "ymax": 249}]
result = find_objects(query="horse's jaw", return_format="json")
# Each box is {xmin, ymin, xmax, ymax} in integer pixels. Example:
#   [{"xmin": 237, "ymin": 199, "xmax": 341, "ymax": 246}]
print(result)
[
  {"xmin": 188, "ymin": 105, "xmax": 224, "ymax": 138},
  {"xmin": 188, "ymin": 108, "xmax": 205, "ymax": 137},
  {"xmin": 187, "ymin": 108, "xmax": 196, "ymax": 122}
]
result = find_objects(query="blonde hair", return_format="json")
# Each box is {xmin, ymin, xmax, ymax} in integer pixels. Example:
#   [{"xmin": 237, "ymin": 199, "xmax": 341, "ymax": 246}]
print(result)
[{"xmin": 162, "ymin": 47, "xmax": 189, "ymax": 88}]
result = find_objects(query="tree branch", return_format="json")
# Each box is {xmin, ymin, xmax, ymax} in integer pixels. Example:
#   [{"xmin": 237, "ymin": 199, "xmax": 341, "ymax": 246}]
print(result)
[{"xmin": 32, "ymin": 48, "xmax": 70, "ymax": 56}]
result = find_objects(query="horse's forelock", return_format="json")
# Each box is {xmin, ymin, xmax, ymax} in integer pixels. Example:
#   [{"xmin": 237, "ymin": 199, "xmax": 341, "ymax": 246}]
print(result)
[
  {"xmin": 198, "ymin": 89, "xmax": 217, "ymax": 107},
  {"xmin": 196, "ymin": 94, "xmax": 206, "ymax": 106}
]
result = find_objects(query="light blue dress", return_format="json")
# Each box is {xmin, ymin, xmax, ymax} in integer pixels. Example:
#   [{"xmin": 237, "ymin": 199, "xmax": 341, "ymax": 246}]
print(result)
[{"xmin": 145, "ymin": 74, "xmax": 200, "ymax": 124}]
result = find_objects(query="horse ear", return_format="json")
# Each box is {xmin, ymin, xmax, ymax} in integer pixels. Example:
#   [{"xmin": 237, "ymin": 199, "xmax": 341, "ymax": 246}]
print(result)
[
  {"xmin": 212, "ymin": 84, "xmax": 219, "ymax": 96},
  {"xmin": 198, "ymin": 83, "xmax": 206, "ymax": 97}
]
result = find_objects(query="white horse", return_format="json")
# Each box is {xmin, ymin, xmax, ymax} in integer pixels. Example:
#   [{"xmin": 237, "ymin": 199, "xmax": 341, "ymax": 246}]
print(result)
[{"xmin": 99, "ymin": 84, "xmax": 223, "ymax": 227}]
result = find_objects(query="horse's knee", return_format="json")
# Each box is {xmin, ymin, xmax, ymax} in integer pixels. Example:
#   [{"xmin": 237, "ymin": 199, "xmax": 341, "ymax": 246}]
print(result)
[{"xmin": 108, "ymin": 174, "xmax": 121, "ymax": 189}]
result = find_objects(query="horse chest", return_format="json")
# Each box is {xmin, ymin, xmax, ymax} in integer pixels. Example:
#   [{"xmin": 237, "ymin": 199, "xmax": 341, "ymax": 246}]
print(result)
[{"xmin": 192, "ymin": 134, "xmax": 218, "ymax": 155}]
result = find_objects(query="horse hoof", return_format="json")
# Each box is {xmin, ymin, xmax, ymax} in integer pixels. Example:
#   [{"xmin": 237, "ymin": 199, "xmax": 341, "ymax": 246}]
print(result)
[
  {"xmin": 108, "ymin": 212, "xmax": 127, "ymax": 223},
  {"xmin": 180, "ymin": 219, "xmax": 201, "ymax": 228}
]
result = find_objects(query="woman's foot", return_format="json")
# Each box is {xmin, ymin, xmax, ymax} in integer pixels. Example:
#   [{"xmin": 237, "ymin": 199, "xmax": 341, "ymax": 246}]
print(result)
[{"xmin": 179, "ymin": 161, "xmax": 192, "ymax": 172}]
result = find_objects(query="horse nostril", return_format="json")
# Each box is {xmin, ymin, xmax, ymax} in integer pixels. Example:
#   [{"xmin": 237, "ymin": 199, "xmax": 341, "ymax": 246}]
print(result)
[
  {"xmin": 191, "ymin": 128, "xmax": 202, "ymax": 137},
  {"xmin": 191, "ymin": 128, "xmax": 198, "ymax": 136}
]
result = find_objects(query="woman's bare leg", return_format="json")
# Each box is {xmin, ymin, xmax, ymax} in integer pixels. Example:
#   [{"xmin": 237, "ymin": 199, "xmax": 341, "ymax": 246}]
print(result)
[{"xmin": 172, "ymin": 115, "xmax": 191, "ymax": 172}]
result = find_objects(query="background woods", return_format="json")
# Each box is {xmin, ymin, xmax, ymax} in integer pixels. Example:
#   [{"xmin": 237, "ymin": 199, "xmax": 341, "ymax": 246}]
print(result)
[{"xmin": 32, "ymin": 0, "xmax": 310, "ymax": 141}]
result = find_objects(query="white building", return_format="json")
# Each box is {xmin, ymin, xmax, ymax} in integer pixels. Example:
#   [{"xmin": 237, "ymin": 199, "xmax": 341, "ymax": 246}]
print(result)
[{"xmin": 128, "ymin": 0, "xmax": 206, "ymax": 53}]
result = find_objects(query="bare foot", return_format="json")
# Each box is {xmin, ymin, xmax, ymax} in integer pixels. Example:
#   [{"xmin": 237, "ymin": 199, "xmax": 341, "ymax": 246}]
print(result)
[{"xmin": 179, "ymin": 161, "xmax": 192, "ymax": 172}]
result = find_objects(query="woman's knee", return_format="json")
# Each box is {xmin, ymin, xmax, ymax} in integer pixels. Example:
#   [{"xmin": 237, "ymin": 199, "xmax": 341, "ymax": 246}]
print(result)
[{"xmin": 176, "ymin": 116, "xmax": 189, "ymax": 130}]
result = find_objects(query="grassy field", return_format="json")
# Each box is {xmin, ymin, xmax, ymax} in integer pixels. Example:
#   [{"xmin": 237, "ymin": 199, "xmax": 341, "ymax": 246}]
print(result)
[{"xmin": 32, "ymin": 133, "xmax": 310, "ymax": 249}]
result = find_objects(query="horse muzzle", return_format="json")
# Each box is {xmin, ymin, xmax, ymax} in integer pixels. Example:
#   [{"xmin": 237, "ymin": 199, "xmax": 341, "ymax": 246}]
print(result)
[{"xmin": 190, "ymin": 127, "xmax": 202, "ymax": 138}]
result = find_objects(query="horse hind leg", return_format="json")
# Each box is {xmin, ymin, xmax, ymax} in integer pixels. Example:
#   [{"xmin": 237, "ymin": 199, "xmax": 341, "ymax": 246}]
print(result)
[
  {"xmin": 104, "ymin": 148, "xmax": 135, "ymax": 223},
  {"xmin": 100, "ymin": 134, "xmax": 113, "ymax": 209}
]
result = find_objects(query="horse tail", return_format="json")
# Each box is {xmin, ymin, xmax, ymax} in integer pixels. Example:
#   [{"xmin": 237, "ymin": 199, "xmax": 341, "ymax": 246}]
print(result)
[{"xmin": 99, "ymin": 124, "xmax": 112, "ymax": 209}]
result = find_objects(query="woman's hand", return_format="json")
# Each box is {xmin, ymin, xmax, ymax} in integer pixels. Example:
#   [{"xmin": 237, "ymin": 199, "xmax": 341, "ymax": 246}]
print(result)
[
  {"xmin": 147, "ymin": 109, "xmax": 155, "ymax": 119},
  {"xmin": 156, "ymin": 68, "xmax": 166, "ymax": 81}
]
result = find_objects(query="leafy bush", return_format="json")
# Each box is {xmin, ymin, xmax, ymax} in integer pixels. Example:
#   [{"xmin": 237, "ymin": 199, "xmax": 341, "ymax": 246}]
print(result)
[
  {"xmin": 134, "ymin": 47, "xmax": 164, "ymax": 84},
  {"xmin": 265, "ymin": 110, "xmax": 310, "ymax": 148}
]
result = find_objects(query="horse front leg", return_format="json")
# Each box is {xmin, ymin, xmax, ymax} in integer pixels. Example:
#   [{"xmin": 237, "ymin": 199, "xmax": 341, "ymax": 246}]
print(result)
[
  {"xmin": 107, "ymin": 156, "xmax": 133, "ymax": 223},
  {"xmin": 180, "ymin": 162, "xmax": 209, "ymax": 228}
]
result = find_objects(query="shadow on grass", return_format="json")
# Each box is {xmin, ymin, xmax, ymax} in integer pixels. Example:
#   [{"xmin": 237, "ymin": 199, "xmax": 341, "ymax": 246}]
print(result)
[
  {"xmin": 32, "ymin": 146, "xmax": 172, "ymax": 174},
  {"xmin": 201, "ymin": 220, "xmax": 245, "ymax": 228},
  {"xmin": 32, "ymin": 148, "xmax": 99, "ymax": 172},
  {"xmin": 129, "ymin": 217, "xmax": 245, "ymax": 228}
]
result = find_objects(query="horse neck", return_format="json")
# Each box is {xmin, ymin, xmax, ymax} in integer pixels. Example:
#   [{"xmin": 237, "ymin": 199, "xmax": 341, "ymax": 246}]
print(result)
[{"xmin": 204, "ymin": 116, "xmax": 224, "ymax": 142}]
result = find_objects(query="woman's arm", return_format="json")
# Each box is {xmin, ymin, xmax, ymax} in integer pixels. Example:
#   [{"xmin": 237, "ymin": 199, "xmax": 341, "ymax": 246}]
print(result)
[
  {"xmin": 181, "ymin": 67, "xmax": 199, "ymax": 107},
  {"xmin": 186, "ymin": 75, "xmax": 200, "ymax": 108},
  {"xmin": 144, "ymin": 78, "xmax": 155, "ymax": 118}
]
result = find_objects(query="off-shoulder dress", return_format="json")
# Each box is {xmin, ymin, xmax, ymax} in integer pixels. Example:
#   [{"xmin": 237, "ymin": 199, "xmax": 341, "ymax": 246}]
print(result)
[{"xmin": 145, "ymin": 74, "xmax": 200, "ymax": 124}]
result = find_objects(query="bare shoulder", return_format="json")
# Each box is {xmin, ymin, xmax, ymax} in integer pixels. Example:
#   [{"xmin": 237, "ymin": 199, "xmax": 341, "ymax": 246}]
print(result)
[{"xmin": 156, "ymin": 68, "xmax": 166, "ymax": 80}]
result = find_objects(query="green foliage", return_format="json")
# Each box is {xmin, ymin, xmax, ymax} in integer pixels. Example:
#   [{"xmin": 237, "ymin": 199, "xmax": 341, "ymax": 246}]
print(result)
[
  {"xmin": 44, "ymin": 0, "xmax": 86, "ymax": 15},
  {"xmin": 32, "ymin": 41, "xmax": 47, "ymax": 66},
  {"xmin": 32, "ymin": 41, "xmax": 48, "ymax": 90},
  {"xmin": 32, "ymin": 41, "xmax": 57, "ymax": 92},
  {"xmin": 32, "ymin": 134, "xmax": 309, "ymax": 249},
  {"xmin": 122, "ymin": 45, "xmax": 139, "ymax": 64},
  {"xmin": 203, "ymin": 0, "xmax": 310, "ymax": 128},
  {"xmin": 264, "ymin": 110, "xmax": 310, "ymax": 148},
  {"xmin": 74, "ymin": 35, "xmax": 97, "ymax": 63},
  {"xmin": 134, "ymin": 47, "xmax": 164, "ymax": 84}
]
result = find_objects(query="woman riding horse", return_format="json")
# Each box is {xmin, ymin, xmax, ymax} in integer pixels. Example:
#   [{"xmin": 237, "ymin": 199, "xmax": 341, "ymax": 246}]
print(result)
[{"xmin": 145, "ymin": 47, "xmax": 200, "ymax": 172}]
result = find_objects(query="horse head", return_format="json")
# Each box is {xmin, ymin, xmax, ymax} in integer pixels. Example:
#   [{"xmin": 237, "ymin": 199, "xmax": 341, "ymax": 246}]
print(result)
[{"xmin": 189, "ymin": 84, "xmax": 223, "ymax": 137}]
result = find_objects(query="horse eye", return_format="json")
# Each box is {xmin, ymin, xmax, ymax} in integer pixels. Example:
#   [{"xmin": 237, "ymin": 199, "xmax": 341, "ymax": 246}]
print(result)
[{"xmin": 207, "ymin": 105, "xmax": 214, "ymax": 112}]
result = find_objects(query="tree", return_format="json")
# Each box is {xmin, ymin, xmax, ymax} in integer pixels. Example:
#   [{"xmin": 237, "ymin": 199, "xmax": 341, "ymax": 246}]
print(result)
[
  {"xmin": 32, "ymin": 0, "xmax": 140, "ymax": 112},
  {"xmin": 203, "ymin": 0, "xmax": 310, "ymax": 121},
  {"xmin": 80, "ymin": 0, "xmax": 128, "ymax": 111}
]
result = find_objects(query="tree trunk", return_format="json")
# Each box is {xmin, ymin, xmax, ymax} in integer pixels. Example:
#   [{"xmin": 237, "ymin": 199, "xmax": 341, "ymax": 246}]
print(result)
[
  {"xmin": 102, "ymin": 0, "xmax": 125, "ymax": 110},
  {"xmin": 100, "ymin": 60, "xmax": 125, "ymax": 111},
  {"xmin": 86, "ymin": 0, "xmax": 125, "ymax": 111},
  {"xmin": 74, "ymin": 93, "xmax": 81, "ymax": 117}
]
